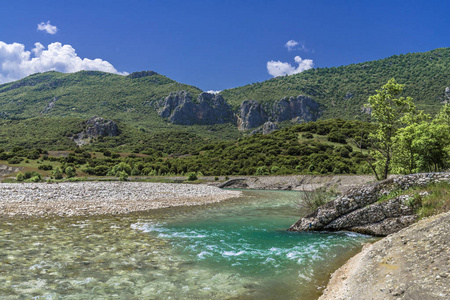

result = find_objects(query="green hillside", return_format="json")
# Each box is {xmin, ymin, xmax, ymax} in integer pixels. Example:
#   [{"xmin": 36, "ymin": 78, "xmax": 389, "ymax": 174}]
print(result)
[
  {"xmin": 1, "ymin": 48, "xmax": 449, "ymax": 152},
  {"xmin": 0, "ymin": 71, "xmax": 241, "ymax": 151},
  {"xmin": 221, "ymin": 47, "xmax": 450, "ymax": 119}
]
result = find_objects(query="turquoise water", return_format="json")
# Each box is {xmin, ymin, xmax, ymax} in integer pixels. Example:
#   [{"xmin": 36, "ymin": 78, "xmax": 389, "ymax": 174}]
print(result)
[{"xmin": 0, "ymin": 190, "xmax": 373, "ymax": 299}]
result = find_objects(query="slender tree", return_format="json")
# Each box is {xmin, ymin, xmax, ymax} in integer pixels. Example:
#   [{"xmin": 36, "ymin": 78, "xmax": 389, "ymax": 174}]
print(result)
[{"xmin": 366, "ymin": 79, "xmax": 416, "ymax": 180}]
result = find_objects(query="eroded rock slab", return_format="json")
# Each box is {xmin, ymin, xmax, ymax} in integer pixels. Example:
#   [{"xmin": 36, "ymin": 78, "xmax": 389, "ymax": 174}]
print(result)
[
  {"xmin": 288, "ymin": 173, "xmax": 450, "ymax": 236},
  {"xmin": 320, "ymin": 211, "xmax": 450, "ymax": 299}
]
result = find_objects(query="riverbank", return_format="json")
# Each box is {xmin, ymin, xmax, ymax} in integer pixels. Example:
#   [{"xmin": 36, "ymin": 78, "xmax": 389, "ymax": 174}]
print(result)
[
  {"xmin": 215, "ymin": 174, "xmax": 378, "ymax": 193},
  {"xmin": 0, "ymin": 182, "xmax": 241, "ymax": 218},
  {"xmin": 319, "ymin": 210, "xmax": 450, "ymax": 299}
]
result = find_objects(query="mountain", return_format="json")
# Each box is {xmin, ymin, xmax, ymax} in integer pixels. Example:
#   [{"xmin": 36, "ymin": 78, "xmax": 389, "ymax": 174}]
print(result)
[
  {"xmin": 221, "ymin": 47, "xmax": 450, "ymax": 119},
  {"xmin": 0, "ymin": 71, "xmax": 241, "ymax": 152},
  {"xmin": 0, "ymin": 48, "xmax": 449, "ymax": 152}
]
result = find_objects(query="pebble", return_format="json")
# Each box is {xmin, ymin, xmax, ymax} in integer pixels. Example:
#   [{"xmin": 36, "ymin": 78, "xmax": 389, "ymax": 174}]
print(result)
[{"xmin": 0, "ymin": 182, "xmax": 242, "ymax": 218}]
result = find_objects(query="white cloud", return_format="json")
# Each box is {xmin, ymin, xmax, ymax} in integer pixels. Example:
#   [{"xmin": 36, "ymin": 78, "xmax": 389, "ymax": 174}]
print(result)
[
  {"xmin": 0, "ymin": 41, "xmax": 126, "ymax": 84},
  {"xmin": 285, "ymin": 40, "xmax": 299, "ymax": 51},
  {"xmin": 285, "ymin": 39, "xmax": 310, "ymax": 52},
  {"xmin": 37, "ymin": 21, "xmax": 58, "ymax": 35},
  {"xmin": 206, "ymin": 90, "xmax": 221, "ymax": 94},
  {"xmin": 267, "ymin": 56, "xmax": 314, "ymax": 77}
]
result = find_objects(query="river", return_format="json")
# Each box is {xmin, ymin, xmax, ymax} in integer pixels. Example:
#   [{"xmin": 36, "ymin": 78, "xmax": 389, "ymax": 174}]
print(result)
[{"xmin": 0, "ymin": 190, "xmax": 374, "ymax": 299}]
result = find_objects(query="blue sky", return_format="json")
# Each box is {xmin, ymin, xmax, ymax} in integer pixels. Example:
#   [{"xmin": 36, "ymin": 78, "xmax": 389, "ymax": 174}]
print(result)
[{"xmin": 0, "ymin": 0, "xmax": 449, "ymax": 90}]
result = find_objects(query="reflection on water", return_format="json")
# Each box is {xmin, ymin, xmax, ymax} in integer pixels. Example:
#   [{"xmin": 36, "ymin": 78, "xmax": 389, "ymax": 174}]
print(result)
[{"xmin": 0, "ymin": 190, "xmax": 373, "ymax": 299}]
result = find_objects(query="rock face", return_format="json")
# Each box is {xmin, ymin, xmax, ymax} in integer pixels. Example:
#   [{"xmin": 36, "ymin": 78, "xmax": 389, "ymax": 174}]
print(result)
[
  {"xmin": 73, "ymin": 116, "xmax": 119, "ymax": 146},
  {"xmin": 288, "ymin": 173, "xmax": 450, "ymax": 236},
  {"xmin": 250, "ymin": 121, "xmax": 279, "ymax": 135},
  {"xmin": 238, "ymin": 95, "xmax": 320, "ymax": 130},
  {"xmin": 154, "ymin": 91, "xmax": 320, "ymax": 131},
  {"xmin": 156, "ymin": 91, "xmax": 235, "ymax": 125},
  {"xmin": 0, "ymin": 165, "xmax": 21, "ymax": 177},
  {"xmin": 319, "ymin": 210, "xmax": 450, "ymax": 300},
  {"xmin": 84, "ymin": 116, "xmax": 119, "ymax": 137}
]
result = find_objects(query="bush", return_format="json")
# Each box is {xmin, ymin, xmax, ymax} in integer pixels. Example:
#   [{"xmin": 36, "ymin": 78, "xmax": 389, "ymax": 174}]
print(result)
[
  {"xmin": 16, "ymin": 172, "xmax": 24, "ymax": 181},
  {"xmin": 118, "ymin": 171, "xmax": 128, "ymax": 181},
  {"xmin": 52, "ymin": 167, "xmax": 63, "ymax": 179},
  {"xmin": 65, "ymin": 166, "xmax": 76, "ymax": 178},
  {"xmin": 296, "ymin": 188, "xmax": 336, "ymax": 217},
  {"xmin": 187, "ymin": 172, "xmax": 198, "ymax": 181},
  {"xmin": 38, "ymin": 164, "xmax": 53, "ymax": 171},
  {"xmin": 301, "ymin": 132, "xmax": 314, "ymax": 139},
  {"xmin": 8, "ymin": 156, "xmax": 23, "ymax": 164}
]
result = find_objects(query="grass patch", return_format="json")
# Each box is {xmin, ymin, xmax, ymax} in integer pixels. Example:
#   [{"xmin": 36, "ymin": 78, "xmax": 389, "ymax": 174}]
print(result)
[
  {"xmin": 414, "ymin": 182, "xmax": 450, "ymax": 219},
  {"xmin": 296, "ymin": 187, "xmax": 337, "ymax": 217}
]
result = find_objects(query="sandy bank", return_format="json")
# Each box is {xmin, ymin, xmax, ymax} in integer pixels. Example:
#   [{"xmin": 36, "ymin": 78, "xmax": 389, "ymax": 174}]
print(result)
[
  {"xmin": 0, "ymin": 182, "xmax": 242, "ymax": 218},
  {"xmin": 319, "ymin": 210, "xmax": 450, "ymax": 299}
]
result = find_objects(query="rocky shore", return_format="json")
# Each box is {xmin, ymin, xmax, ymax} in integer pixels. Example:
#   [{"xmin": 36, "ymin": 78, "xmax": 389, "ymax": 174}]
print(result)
[
  {"xmin": 0, "ymin": 182, "xmax": 241, "ymax": 218},
  {"xmin": 319, "ymin": 210, "xmax": 450, "ymax": 299},
  {"xmin": 289, "ymin": 172, "xmax": 450, "ymax": 236},
  {"xmin": 217, "ymin": 174, "xmax": 377, "ymax": 193}
]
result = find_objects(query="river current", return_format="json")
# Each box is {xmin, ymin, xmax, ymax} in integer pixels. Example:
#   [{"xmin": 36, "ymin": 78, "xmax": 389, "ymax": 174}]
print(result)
[{"xmin": 0, "ymin": 190, "xmax": 373, "ymax": 299}]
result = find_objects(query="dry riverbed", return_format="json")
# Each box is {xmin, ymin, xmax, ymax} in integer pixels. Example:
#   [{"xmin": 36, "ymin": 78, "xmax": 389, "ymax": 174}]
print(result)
[{"xmin": 0, "ymin": 182, "xmax": 242, "ymax": 218}]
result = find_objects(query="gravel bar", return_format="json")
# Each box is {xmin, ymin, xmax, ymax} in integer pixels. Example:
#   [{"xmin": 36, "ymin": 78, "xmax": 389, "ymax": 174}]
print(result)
[{"xmin": 0, "ymin": 182, "xmax": 242, "ymax": 218}]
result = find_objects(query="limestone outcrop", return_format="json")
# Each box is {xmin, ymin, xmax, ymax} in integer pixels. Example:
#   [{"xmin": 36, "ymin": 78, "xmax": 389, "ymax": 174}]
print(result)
[
  {"xmin": 288, "ymin": 173, "xmax": 450, "ymax": 236},
  {"xmin": 73, "ymin": 116, "xmax": 119, "ymax": 146},
  {"xmin": 154, "ymin": 91, "xmax": 320, "ymax": 131},
  {"xmin": 156, "ymin": 91, "xmax": 235, "ymax": 125},
  {"xmin": 238, "ymin": 95, "xmax": 320, "ymax": 131},
  {"xmin": 319, "ymin": 210, "xmax": 450, "ymax": 299}
]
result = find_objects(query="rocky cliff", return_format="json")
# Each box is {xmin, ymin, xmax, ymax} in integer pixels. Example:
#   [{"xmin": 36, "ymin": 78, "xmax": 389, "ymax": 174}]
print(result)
[
  {"xmin": 237, "ymin": 95, "xmax": 320, "ymax": 131},
  {"xmin": 288, "ymin": 173, "xmax": 450, "ymax": 236},
  {"xmin": 154, "ymin": 91, "xmax": 320, "ymax": 132},
  {"xmin": 155, "ymin": 91, "xmax": 235, "ymax": 125}
]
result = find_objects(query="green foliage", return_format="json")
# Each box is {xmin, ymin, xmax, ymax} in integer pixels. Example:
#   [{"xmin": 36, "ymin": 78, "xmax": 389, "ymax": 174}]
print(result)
[
  {"xmin": 65, "ymin": 166, "xmax": 76, "ymax": 178},
  {"xmin": 38, "ymin": 164, "xmax": 53, "ymax": 171},
  {"xmin": 107, "ymin": 162, "xmax": 132, "ymax": 176},
  {"xmin": 16, "ymin": 172, "xmax": 24, "ymax": 181},
  {"xmin": 296, "ymin": 188, "xmax": 337, "ymax": 217},
  {"xmin": 52, "ymin": 167, "xmax": 63, "ymax": 179},
  {"xmin": 187, "ymin": 172, "xmax": 198, "ymax": 181},
  {"xmin": 366, "ymin": 79, "xmax": 419, "ymax": 180},
  {"xmin": 221, "ymin": 48, "xmax": 450, "ymax": 119},
  {"xmin": 7, "ymin": 156, "xmax": 23, "ymax": 164},
  {"xmin": 118, "ymin": 171, "xmax": 129, "ymax": 181}
]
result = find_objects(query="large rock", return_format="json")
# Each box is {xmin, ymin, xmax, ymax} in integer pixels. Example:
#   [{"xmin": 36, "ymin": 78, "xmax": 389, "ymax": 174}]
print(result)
[
  {"xmin": 238, "ymin": 95, "xmax": 320, "ymax": 131},
  {"xmin": 72, "ymin": 116, "xmax": 119, "ymax": 146},
  {"xmin": 156, "ymin": 91, "xmax": 235, "ymax": 125},
  {"xmin": 320, "ymin": 210, "xmax": 450, "ymax": 299},
  {"xmin": 288, "ymin": 173, "xmax": 450, "ymax": 236},
  {"xmin": 85, "ymin": 116, "xmax": 119, "ymax": 137}
]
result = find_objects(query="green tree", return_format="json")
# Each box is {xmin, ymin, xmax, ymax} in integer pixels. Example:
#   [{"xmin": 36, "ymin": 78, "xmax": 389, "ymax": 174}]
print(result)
[
  {"xmin": 52, "ymin": 167, "xmax": 63, "ymax": 179},
  {"xmin": 65, "ymin": 166, "xmax": 76, "ymax": 178},
  {"xmin": 366, "ymin": 79, "xmax": 417, "ymax": 180}
]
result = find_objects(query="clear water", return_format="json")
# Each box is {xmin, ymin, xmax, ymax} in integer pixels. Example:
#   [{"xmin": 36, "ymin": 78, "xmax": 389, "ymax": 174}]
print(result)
[{"xmin": 0, "ymin": 190, "xmax": 373, "ymax": 299}]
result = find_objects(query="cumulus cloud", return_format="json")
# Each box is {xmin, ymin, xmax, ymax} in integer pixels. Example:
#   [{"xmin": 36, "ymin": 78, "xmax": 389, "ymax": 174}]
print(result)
[
  {"xmin": 0, "ymin": 41, "xmax": 126, "ymax": 84},
  {"xmin": 285, "ymin": 40, "xmax": 299, "ymax": 51},
  {"xmin": 267, "ymin": 56, "xmax": 314, "ymax": 77},
  {"xmin": 285, "ymin": 39, "xmax": 309, "ymax": 52},
  {"xmin": 37, "ymin": 21, "xmax": 58, "ymax": 35}
]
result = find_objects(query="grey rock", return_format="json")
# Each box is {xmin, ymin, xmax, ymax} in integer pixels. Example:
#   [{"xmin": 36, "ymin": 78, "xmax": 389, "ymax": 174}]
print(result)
[
  {"xmin": 238, "ymin": 95, "xmax": 320, "ymax": 130},
  {"xmin": 289, "ymin": 172, "xmax": 450, "ymax": 236},
  {"xmin": 156, "ymin": 91, "xmax": 235, "ymax": 125},
  {"xmin": 250, "ymin": 121, "xmax": 279, "ymax": 135},
  {"xmin": 85, "ymin": 116, "xmax": 119, "ymax": 137},
  {"xmin": 72, "ymin": 116, "xmax": 119, "ymax": 146}
]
